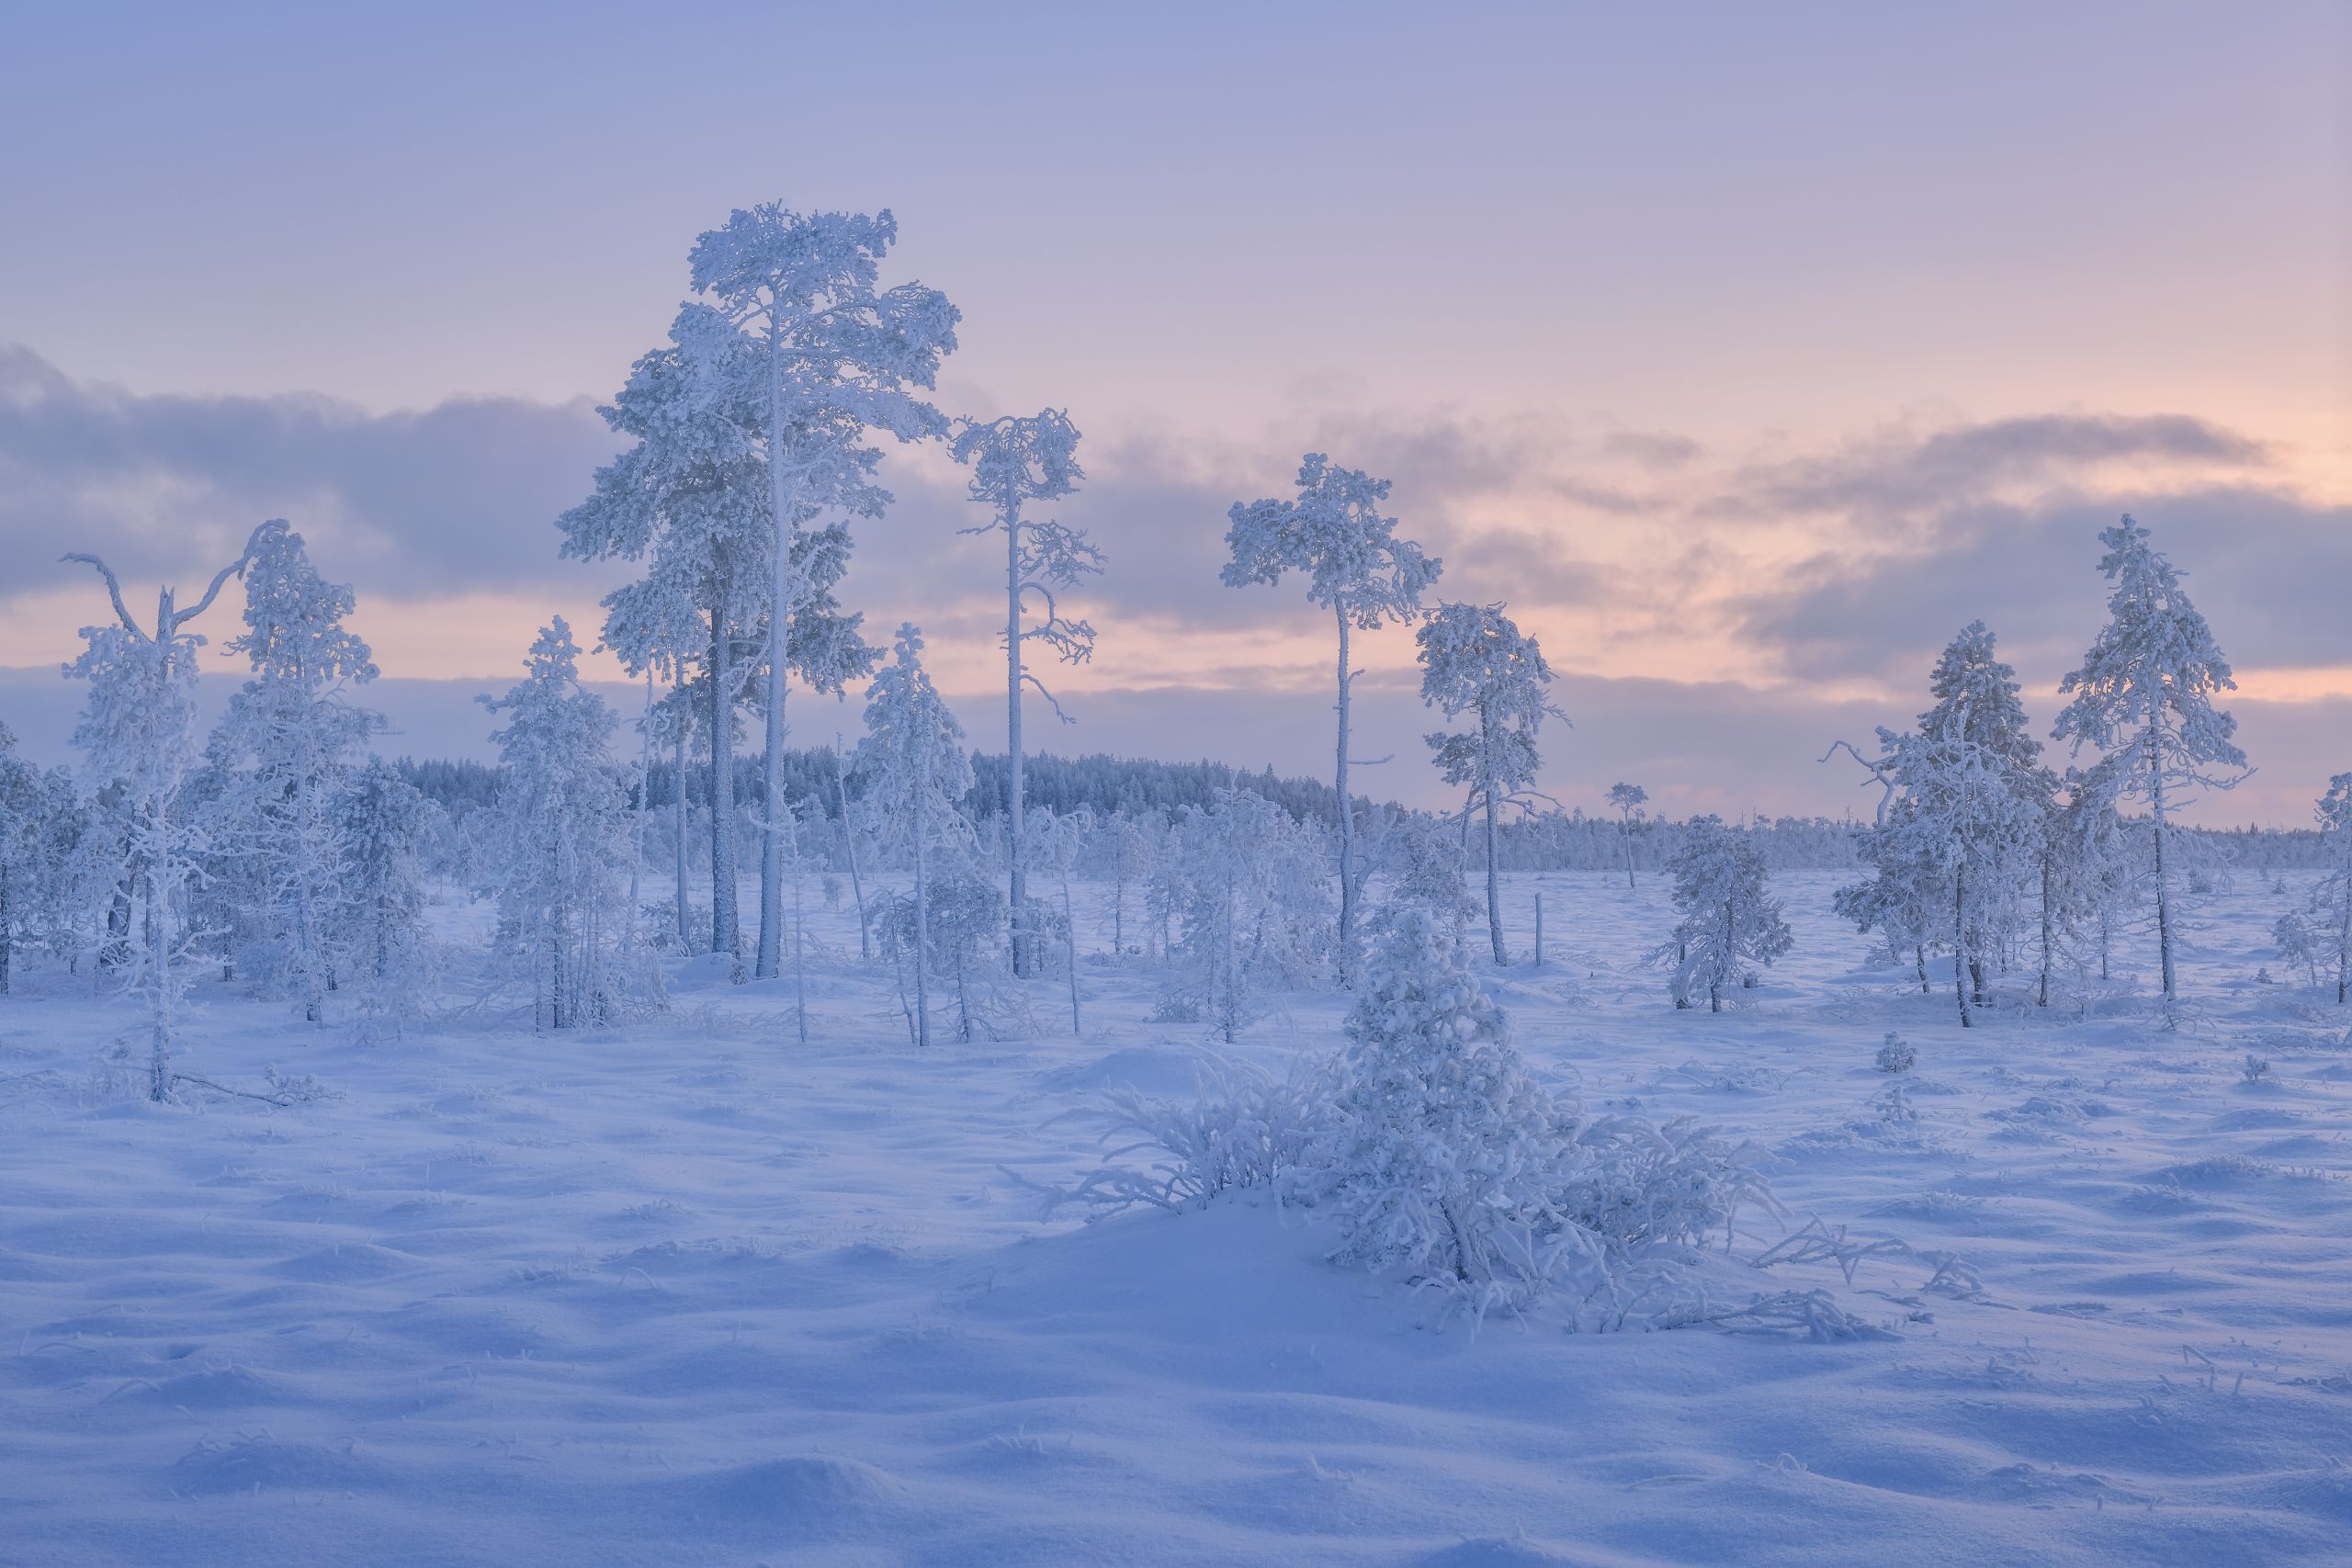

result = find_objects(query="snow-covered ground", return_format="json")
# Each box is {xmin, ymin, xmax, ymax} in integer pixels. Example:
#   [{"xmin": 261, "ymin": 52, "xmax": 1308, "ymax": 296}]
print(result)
[{"xmin": 5, "ymin": 872, "xmax": 2350, "ymax": 1566}]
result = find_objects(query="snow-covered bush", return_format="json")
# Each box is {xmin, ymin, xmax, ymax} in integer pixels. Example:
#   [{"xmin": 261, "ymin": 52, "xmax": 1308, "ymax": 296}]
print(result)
[
  {"xmin": 1151, "ymin": 787, "xmax": 1333, "ymax": 1042},
  {"xmin": 1083, "ymin": 909, "xmax": 1770, "ymax": 1329},
  {"xmin": 1875, "ymin": 1032, "xmax": 1917, "ymax": 1074}
]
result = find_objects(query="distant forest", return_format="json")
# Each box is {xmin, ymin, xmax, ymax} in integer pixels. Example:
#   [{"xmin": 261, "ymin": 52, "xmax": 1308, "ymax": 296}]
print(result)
[{"xmin": 390, "ymin": 751, "xmax": 2333, "ymax": 874}]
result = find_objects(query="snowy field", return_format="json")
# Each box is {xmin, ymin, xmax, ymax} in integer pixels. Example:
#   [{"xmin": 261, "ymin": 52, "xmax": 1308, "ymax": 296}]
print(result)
[{"xmin": 5, "ymin": 870, "xmax": 2351, "ymax": 1567}]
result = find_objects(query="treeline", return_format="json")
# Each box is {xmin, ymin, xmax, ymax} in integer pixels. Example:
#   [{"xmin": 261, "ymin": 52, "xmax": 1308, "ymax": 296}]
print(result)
[{"xmin": 389, "ymin": 748, "xmax": 2336, "ymax": 876}]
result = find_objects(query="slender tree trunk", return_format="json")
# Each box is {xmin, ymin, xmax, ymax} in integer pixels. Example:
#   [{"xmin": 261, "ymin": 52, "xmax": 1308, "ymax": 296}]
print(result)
[
  {"xmin": 831, "ymin": 739, "xmax": 870, "ymax": 961},
  {"xmin": 787, "ymin": 802, "xmax": 808, "ymax": 1044},
  {"xmin": 757, "ymin": 327, "xmax": 797, "ymax": 982},
  {"xmin": 2037, "ymin": 853, "xmax": 2055, "ymax": 1008},
  {"xmin": 1620, "ymin": 813, "xmax": 1636, "ymax": 889},
  {"xmin": 0, "ymin": 870, "xmax": 11, "ymax": 996},
  {"xmin": 1334, "ymin": 607, "xmax": 1356, "ymax": 983},
  {"xmin": 1915, "ymin": 942, "xmax": 1929, "ymax": 993},
  {"xmin": 1953, "ymin": 873, "xmax": 1973, "ymax": 1029},
  {"xmin": 1006, "ymin": 504, "xmax": 1030, "ymax": 977},
  {"xmin": 911, "ymin": 748, "xmax": 932, "ymax": 1048},
  {"xmin": 2147, "ymin": 713, "xmax": 2176, "ymax": 1001},
  {"xmin": 708, "ymin": 609, "xmax": 740, "ymax": 960},
  {"xmin": 672, "ymin": 695, "xmax": 691, "ymax": 953}
]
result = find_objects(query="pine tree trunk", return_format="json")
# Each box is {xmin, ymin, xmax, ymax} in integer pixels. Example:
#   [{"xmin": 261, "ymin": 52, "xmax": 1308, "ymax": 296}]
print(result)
[
  {"xmin": 1621, "ymin": 814, "xmax": 1635, "ymax": 889},
  {"xmin": 1006, "ymin": 508, "xmax": 1030, "ymax": 978},
  {"xmin": 1484, "ymin": 778, "xmax": 1504, "ymax": 965},
  {"xmin": 1334, "ymin": 607, "xmax": 1356, "ymax": 984},
  {"xmin": 708, "ymin": 607, "xmax": 740, "ymax": 959}
]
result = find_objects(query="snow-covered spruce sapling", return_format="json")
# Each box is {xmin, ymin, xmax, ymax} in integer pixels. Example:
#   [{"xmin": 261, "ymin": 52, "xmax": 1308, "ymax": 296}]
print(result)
[
  {"xmin": 953, "ymin": 409, "xmax": 1101, "ymax": 978},
  {"xmin": 1299, "ymin": 908, "xmax": 1586, "ymax": 1321},
  {"xmin": 854, "ymin": 625, "xmax": 976, "ymax": 1048},
  {"xmin": 690, "ymin": 203, "xmax": 956, "ymax": 984},
  {"xmin": 1380, "ymin": 813, "xmax": 1479, "ymax": 937},
  {"xmin": 479, "ymin": 618, "xmax": 645, "ymax": 1032},
  {"xmin": 2052, "ymin": 517, "xmax": 2250, "ymax": 1005},
  {"xmin": 1656, "ymin": 817, "xmax": 1792, "ymax": 1012},
  {"xmin": 62, "ymin": 525, "xmax": 266, "ymax": 1100},
  {"xmin": 209, "ymin": 521, "xmax": 381, "ymax": 1024},
  {"xmin": 1875, "ymin": 1032, "xmax": 1916, "ymax": 1074},
  {"xmin": 1224, "ymin": 455, "xmax": 1441, "ymax": 982},
  {"xmin": 1417, "ymin": 602, "xmax": 1565, "ymax": 965},
  {"xmin": 1608, "ymin": 783, "xmax": 1647, "ymax": 890}
]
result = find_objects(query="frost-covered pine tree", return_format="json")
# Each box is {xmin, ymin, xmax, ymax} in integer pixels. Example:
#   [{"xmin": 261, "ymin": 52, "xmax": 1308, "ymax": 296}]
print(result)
[
  {"xmin": 1833, "ymin": 624, "xmax": 2053, "ymax": 1025},
  {"xmin": 480, "ymin": 618, "xmax": 639, "ymax": 1032},
  {"xmin": 560, "ymin": 305, "xmax": 771, "ymax": 961},
  {"xmin": 1417, "ymin": 602, "xmax": 1565, "ymax": 964},
  {"xmin": 854, "ymin": 625, "xmax": 976, "ymax": 1049},
  {"xmin": 1607, "ymin": 783, "xmax": 1646, "ymax": 890},
  {"xmin": 209, "ymin": 521, "xmax": 381, "ymax": 1023},
  {"xmin": 62, "ymin": 527, "xmax": 266, "ymax": 1098},
  {"xmin": 953, "ymin": 409, "xmax": 1102, "ymax": 976},
  {"xmin": 1224, "ymin": 455, "xmax": 1441, "ymax": 981},
  {"xmin": 2053, "ymin": 517, "xmax": 2248, "ymax": 1003},
  {"xmin": 1656, "ymin": 817, "xmax": 1792, "ymax": 1012},
  {"xmin": 689, "ymin": 204, "xmax": 958, "ymax": 984}
]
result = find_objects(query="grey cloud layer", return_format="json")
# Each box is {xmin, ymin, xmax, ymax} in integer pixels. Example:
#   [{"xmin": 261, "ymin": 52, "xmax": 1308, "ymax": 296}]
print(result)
[{"xmin": 0, "ymin": 344, "xmax": 623, "ymax": 597}]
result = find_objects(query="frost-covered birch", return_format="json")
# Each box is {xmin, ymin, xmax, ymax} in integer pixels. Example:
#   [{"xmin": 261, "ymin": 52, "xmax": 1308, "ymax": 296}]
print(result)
[
  {"xmin": 1224, "ymin": 455, "xmax": 1440, "ymax": 982},
  {"xmin": 953, "ymin": 409, "xmax": 1100, "ymax": 976},
  {"xmin": 1417, "ymin": 603, "xmax": 1564, "ymax": 964},
  {"xmin": 2052, "ymin": 517, "xmax": 2249, "ymax": 1004}
]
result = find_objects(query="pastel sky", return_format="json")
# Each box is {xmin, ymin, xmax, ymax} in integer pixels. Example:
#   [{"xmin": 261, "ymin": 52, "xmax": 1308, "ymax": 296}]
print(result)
[{"xmin": 2, "ymin": 1, "xmax": 2346, "ymax": 823}]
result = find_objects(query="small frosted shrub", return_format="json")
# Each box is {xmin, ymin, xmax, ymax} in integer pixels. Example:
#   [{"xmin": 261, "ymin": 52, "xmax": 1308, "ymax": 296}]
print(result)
[{"xmin": 1875, "ymin": 1032, "xmax": 1917, "ymax": 1074}]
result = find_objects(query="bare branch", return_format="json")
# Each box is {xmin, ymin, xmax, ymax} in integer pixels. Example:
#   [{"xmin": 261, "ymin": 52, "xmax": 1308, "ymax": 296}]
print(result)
[{"xmin": 59, "ymin": 552, "xmax": 143, "ymax": 637}]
